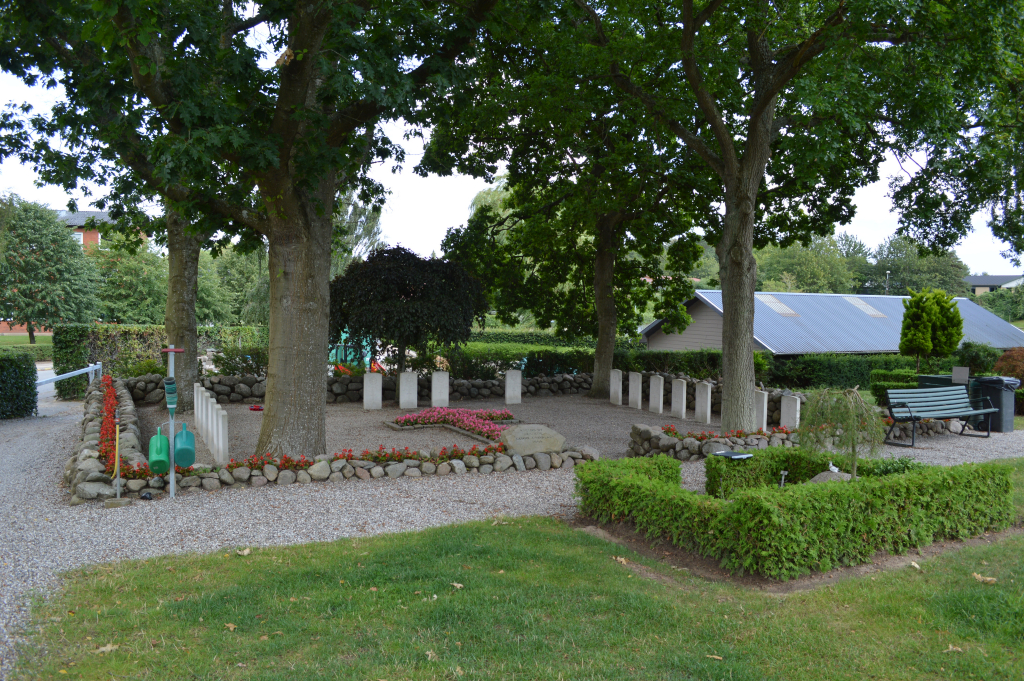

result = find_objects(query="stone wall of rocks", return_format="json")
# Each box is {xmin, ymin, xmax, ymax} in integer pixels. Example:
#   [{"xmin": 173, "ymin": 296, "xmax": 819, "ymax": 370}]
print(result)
[
  {"xmin": 123, "ymin": 371, "xmax": 594, "ymax": 406},
  {"xmin": 65, "ymin": 377, "xmax": 148, "ymax": 504},
  {"xmin": 626, "ymin": 423, "xmax": 795, "ymax": 461},
  {"xmin": 886, "ymin": 418, "xmax": 966, "ymax": 441},
  {"xmin": 618, "ymin": 372, "xmax": 806, "ymax": 425}
]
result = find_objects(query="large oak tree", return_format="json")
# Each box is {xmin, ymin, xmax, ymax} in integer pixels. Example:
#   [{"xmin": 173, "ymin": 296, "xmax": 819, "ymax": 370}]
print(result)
[
  {"xmin": 562, "ymin": 0, "xmax": 1024, "ymax": 430},
  {"xmin": 0, "ymin": 0, "xmax": 497, "ymax": 457}
]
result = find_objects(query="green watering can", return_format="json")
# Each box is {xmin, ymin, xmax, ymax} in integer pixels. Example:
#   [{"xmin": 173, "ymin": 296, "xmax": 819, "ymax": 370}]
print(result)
[
  {"xmin": 174, "ymin": 423, "xmax": 196, "ymax": 469},
  {"xmin": 148, "ymin": 426, "xmax": 170, "ymax": 475}
]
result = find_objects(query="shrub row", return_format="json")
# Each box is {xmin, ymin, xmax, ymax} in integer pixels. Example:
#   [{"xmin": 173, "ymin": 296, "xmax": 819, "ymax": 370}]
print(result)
[
  {"xmin": 868, "ymin": 368, "xmax": 918, "ymax": 406},
  {"xmin": 704, "ymin": 448, "xmax": 924, "ymax": 499},
  {"xmin": 0, "ymin": 344, "xmax": 52, "ymax": 361},
  {"xmin": 769, "ymin": 353, "xmax": 956, "ymax": 390},
  {"xmin": 0, "ymin": 353, "xmax": 37, "ymax": 418},
  {"xmin": 52, "ymin": 323, "xmax": 270, "ymax": 396},
  {"xmin": 576, "ymin": 454, "xmax": 1012, "ymax": 580},
  {"xmin": 214, "ymin": 346, "xmax": 270, "ymax": 376}
]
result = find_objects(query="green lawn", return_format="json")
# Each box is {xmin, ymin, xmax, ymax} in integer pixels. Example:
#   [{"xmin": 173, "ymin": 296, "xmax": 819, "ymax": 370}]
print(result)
[
  {"xmin": 0, "ymin": 334, "xmax": 51, "ymax": 346},
  {"xmin": 16, "ymin": 479, "xmax": 1024, "ymax": 681}
]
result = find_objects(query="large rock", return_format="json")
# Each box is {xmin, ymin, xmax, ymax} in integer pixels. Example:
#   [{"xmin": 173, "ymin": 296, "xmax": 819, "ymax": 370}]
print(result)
[
  {"xmin": 493, "ymin": 455, "xmax": 513, "ymax": 472},
  {"xmin": 218, "ymin": 468, "xmax": 235, "ymax": 485},
  {"xmin": 308, "ymin": 461, "xmax": 331, "ymax": 480},
  {"xmin": 386, "ymin": 462, "xmax": 408, "ymax": 478},
  {"xmin": 808, "ymin": 471, "xmax": 853, "ymax": 484},
  {"xmin": 144, "ymin": 389, "xmax": 166, "ymax": 404},
  {"xmin": 533, "ymin": 452, "xmax": 551, "ymax": 471},
  {"xmin": 262, "ymin": 465, "xmax": 279, "ymax": 482},
  {"xmin": 500, "ymin": 424, "xmax": 566, "ymax": 457},
  {"xmin": 76, "ymin": 482, "xmax": 115, "ymax": 500},
  {"xmin": 201, "ymin": 478, "xmax": 221, "ymax": 491},
  {"xmin": 232, "ymin": 466, "xmax": 251, "ymax": 482},
  {"xmin": 277, "ymin": 469, "xmax": 297, "ymax": 485},
  {"xmin": 450, "ymin": 459, "xmax": 467, "ymax": 475}
]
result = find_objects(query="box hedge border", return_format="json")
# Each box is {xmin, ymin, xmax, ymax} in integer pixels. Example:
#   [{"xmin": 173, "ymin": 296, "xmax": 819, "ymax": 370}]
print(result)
[
  {"xmin": 575, "ymin": 453, "xmax": 1012, "ymax": 580},
  {"xmin": 0, "ymin": 353, "xmax": 37, "ymax": 418}
]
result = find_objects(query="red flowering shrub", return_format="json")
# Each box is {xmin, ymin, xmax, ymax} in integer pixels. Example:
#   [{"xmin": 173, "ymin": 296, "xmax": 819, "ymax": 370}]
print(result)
[{"xmin": 994, "ymin": 347, "xmax": 1024, "ymax": 383}]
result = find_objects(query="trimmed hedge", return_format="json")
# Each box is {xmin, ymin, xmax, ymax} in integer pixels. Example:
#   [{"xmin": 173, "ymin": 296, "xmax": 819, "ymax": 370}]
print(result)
[
  {"xmin": 769, "ymin": 353, "xmax": 955, "ymax": 390},
  {"xmin": 52, "ymin": 324, "xmax": 91, "ymax": 400},
  {"xmin": 0, "ymin": 353, "xmax": 37, "ymax": 418},
  {"xmin": 469, "ymin": 330, "xmax": 596, "ymax": 348},
  {"xmin": 0, "ymin": 344, "xmax": 52, "ymax": 361},
  {"xmin": 213, "ymin": 346, "xmax": 269, "ymax": 376},
  {"xmin": 704, "ymin": 448, "xmax": 925, "ymax": 499},
  {"xmin": 869, "ymin": 368, "xmax": 917, "ymax": 406},
  {"xmin": 575, "ymin": 454, "xmax": 1012, "ymax": 580}
]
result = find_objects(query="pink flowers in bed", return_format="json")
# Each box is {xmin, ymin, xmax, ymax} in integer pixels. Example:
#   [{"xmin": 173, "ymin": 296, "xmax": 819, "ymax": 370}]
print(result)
[{"xmin": 394, "ymin": 407, "xmax": 514, "ymax": 441}]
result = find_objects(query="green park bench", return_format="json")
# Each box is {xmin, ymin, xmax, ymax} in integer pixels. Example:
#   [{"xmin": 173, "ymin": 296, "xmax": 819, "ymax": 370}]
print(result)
[{"xmin": 885, "ymin": 385, "xmax": 998, "ymax": 448}]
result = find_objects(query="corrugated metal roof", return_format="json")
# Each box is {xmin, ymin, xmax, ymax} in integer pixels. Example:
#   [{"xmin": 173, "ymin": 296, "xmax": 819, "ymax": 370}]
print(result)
[
  {"xmin": 964, "ymin": 274, "xmax": 1022, "ymax": 286},
  {"xmin": 655, "ymin": 290, "xmax": 1024, "ymax": 354},
  {"xmin": 54, "ymin": 210, "xmax": 112, "ymax": 227}
]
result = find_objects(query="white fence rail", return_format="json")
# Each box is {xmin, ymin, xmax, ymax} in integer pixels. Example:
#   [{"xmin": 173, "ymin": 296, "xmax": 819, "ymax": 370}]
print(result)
[
  {"xmin": 194, "ymin": 383, "xmax": 229, "ymax": 464},
  {"xmin": 36, "ymin": 362, "xmax": 103, "ymax": 387}
]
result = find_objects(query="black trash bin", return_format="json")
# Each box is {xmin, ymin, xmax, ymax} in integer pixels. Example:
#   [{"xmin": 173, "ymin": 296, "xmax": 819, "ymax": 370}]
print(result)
[{"xmin": 974, "ymin": 376, "xmax": 1021, "ymax": 433}]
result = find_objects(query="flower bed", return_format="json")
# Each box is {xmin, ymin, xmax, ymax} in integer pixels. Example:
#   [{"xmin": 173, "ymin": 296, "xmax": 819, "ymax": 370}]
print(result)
[
  {"xmin": 393, "ymin": 407, "xmax": 515, "ymax": 441},
  {"xmin": 575, "ymin": 454, "xmax": 1013, "ymax": 580}
]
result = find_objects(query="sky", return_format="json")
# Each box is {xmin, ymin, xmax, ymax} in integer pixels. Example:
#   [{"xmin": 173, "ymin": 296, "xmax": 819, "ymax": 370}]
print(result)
[{"xmin": 0, "ymin": 71, "xmax": 1016, "ymax": 276}]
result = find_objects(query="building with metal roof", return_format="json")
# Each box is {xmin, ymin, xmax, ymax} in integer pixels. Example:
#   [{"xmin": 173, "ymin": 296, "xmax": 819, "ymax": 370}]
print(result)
[
  {"xmin": 964, "ymin": 274, "xmax": 1023, "ymax": 295},
  {"xmin": 641, "ymin": 290, "xmax": 1024, "ymax": 355}
]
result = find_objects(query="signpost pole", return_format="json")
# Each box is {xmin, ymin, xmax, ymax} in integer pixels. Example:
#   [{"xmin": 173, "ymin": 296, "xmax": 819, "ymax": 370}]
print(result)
[{"xmin": 161, "ymin": 345, "xmax": 184, "ymax": 500}]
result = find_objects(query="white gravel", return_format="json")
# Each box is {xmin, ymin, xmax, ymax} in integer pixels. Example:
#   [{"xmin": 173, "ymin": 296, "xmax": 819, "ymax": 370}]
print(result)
[{"xmin": 2, "ymin": 393, "xmax": 1022, "ymax": 678}]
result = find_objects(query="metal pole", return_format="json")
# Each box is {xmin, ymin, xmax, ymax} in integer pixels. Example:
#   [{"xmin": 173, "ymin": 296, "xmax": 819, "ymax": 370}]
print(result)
[
  {"xmin": 168, "ymin": 345, "xmax": 176, "ymax": 500},
  {"xmin": 114, "ymin": 409, "xmax": 121, "ymax": 499}
]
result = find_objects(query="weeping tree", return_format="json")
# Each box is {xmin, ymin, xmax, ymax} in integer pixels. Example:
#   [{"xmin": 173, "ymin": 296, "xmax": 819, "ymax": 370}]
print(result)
[
  {"xmin": 329, "ymin": 247, "xmax": 487, "ymax": 373},
  {"xmin": 798, "ymin": 388, "xmax": 886, "ymax": 480},
  {"xmin": 0, "ymin": 0, "xmax": 499, "ymax": 458}
]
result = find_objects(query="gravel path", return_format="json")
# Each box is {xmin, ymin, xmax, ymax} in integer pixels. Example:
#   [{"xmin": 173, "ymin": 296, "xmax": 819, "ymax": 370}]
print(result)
[{"xmin": 3, "ymin": 393, "xmax": 1023, "ymax": 678}]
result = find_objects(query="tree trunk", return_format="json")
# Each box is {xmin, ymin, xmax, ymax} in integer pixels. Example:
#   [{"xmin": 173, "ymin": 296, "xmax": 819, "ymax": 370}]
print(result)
[
  {"xmin": 165, "ymin": 209, "xmax": 202, "ymax": 414},
  {"xmin": 26, "ymin": 322, "xmax": 35, "ymax": 344},
  {"xmin": 589, "ymin": 214, "xmax": 618, "ymax": 399},
  {"xmin": 716, "ymin": 192, "xmax": 759, "ymax": 433},
  {"xmin": 255, "ymin": 186, "xmax": 333, "ymax": 460}
]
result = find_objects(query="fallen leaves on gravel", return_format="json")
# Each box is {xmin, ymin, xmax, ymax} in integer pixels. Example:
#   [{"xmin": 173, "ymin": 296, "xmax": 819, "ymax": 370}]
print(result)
[{"xmin": 973, "ymin": 572, "xmax": 997, "ymax": 584}]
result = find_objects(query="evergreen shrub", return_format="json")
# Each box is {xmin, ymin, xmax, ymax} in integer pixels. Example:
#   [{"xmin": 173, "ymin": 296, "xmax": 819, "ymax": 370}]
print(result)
[
  {"xmin": 869, "ymin": 368, "xmax": 918, "ymax": 406},
  {"xmin": 213, "ymin": 346, "xmax": 269, "ymax": 376},
  {"xmin": 576, "ymin": 454, "xmax": 1012, "ymax": 580},
  {"xmin": 52, "ymin": 324, "xmax": 91, "ymax": 399},
  {"xmin": 0, "ymin": 344, "xmax": 52, "ymax": 361},
  {"xmin": 0, "ymin": 353, "xmax": 37, "ymax": 418}
]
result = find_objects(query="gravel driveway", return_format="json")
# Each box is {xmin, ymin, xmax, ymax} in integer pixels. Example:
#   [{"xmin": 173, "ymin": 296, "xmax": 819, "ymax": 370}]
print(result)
[{"xmin": 3, "ymin": 393, "xmax": 1023, "ymax": 678}]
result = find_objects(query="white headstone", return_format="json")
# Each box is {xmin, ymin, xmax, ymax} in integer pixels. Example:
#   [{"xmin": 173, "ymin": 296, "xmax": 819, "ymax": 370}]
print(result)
[
  {"xmin": 609, "ymin": 369, "xmax": 622, "ymax": 406},
  {"xmin": 695, "ymin": 381, "xmax": 712, "ymax": 424},
  {"xmin": 671, "ymin": 379, "xmax": 687, "ymax": 419},
  {"xmin": 648, "ymin": 375, "xmax": 664, "ymax": 414},
  {"xmin": 215, "ymin": 409, "xmax": 229, "ymax": 464},
  {"xmin": 628, "ymin": 372, "xmax": 642, "ymax": 409},
  {"xmin": 754, "ymin": 389, "xmax": 768, "ymax": 432},
  {"xmin": 780, "ymin": 394, "xmax": 801, "ymax": 430},
  {"xmin": 363, "ymin": 372, "xmax": 383, "ymax": 410},
  {"xmin": 431, "ymin": 371, "xmax": 449, "ymax": 407},
  {"xmin": 398, "ymin": 371, "xmax": 418, "ymax": 409},
  {"xmin": 505, "ymin": 369, "xmax": 522, "ymax": 405},
  {"xmin": 500, "ymin": 424, "xmax": 566, "ymax": 457}
]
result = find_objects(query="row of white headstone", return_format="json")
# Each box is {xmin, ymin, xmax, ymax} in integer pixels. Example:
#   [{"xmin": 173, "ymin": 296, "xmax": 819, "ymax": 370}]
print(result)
[
  {"xmin": 360, "ymin": 370, "xmax": 527, "ymax": 410},
  {"xmin": 194, "ymin": 383, "xmax": 230, "ymax": 464},
  {"xmin": 606, "ymin": 370, "xmax": 800, "ymax": 430}
]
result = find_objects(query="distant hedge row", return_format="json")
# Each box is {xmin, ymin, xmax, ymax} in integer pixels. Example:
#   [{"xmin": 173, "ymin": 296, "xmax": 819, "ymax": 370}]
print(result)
[
  {"xmin": 52, "ymin": 323, "xmax": 269, "ymax": 398},
  {"xmin": 0, "ymin": 344, "xmax": 52, "ymax": 362},
  {"xmin": 467, "ymin": 330, "xmax": 636, "ymax": 350}
]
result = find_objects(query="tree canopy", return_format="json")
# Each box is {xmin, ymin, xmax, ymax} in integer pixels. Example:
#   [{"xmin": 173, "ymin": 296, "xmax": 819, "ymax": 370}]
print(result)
[
  {"xmin": 0, "ymin": 196, "xmax": 96, "ymax": 341},
  {"xmin": 329, "ymin": 246, "xmax": 487, "ymax": 372},
  {"xmin": 899, "ymin": 288, "xmax": 964, "ymax": 371}
]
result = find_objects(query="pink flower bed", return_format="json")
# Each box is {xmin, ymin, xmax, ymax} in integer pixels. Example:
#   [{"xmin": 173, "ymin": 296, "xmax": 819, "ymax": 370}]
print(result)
[{"xmin": 394, "ymin": 407, "xmax": 515, "ymax": 441}]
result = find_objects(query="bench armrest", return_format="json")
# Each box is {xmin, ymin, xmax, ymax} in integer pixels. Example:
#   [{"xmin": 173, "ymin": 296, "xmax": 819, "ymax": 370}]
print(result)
[
  {"xmin": 887, "ymin": 400, "xmax": 915, "ymax": 421},
  {"xmin": 969, "ymin": 395, "xmax": 995, "ymax": 411}
]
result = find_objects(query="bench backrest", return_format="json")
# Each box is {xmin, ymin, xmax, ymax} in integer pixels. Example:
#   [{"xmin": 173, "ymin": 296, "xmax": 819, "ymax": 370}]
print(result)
[{"xmin": 886, "ymin": 385, "xmax": 973, "ymax": 420}]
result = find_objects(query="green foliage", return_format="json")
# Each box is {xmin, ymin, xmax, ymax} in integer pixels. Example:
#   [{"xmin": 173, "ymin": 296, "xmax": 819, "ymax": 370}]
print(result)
[
  {"xmin": 1016, "ymin": 389, "xmax": 1024, "ymax": 416},
  {"xmin": 0, "ymin": 353, "xmax": 37, "ymax": 418},
  {"xmin": 0, "ymin": 197, "xmax": 97, "ymax": 337},
  {"xmin": 212, "ymin": 346, "xmax": 269, "ymax": 376},
  {"xmin": 196, "ymin": 326, "xmax": 269, "ymax": 352},
  {"xmin": 900, "ymin": 288, "xmax": 964, "ymax": 370},
  {"xmin": 331, "ymin": 190, "xmax": 384, "ymax": 278},
  {"xmin": 994, "ymin": 347, "xmax": 1024, "ymax": 383},
  {"xmin": 468, "ymin": 330, "xmax": 600, "ymax": 348},
  {"xmin": 799, "ymin": 388, "xmax": 886, "ymax": 478},
  {"xmin": 330, "ymin": 247, "xmax": 487, "ymax": 371},
  {"xmin": 975, "ymin": 285, "xmax": 1024, "ymax": 322},
  {"xmin": 86, "ymin": 235, "xmax": 167, "ymax": 324},
  {"xmin": 577, "ymin": 454, "xmax": 1013, "ymax": 580},
  {"xmin": 126, "ymin": 359, "xmax": 166, "ymax": 378},
  {"xmin": 864, "ymin": 236, "xmax": 971, "ymax": 296},
  {"xmin": 0, "ymin": 344, "xmax": 53, "ymax": 361},
  {"xmin": 54, "ymin": 323, "xmax": 165, "ymax": 382},
  {"xmin": 195, "ymin": 251, "xmax": 235, "ymax": 325},
  {"xmin": 756, "ymin": 236, "xmax": 855, "ymax": 293},
  {"xmin": 705, "ymin": 448, "xmax": 925, "ymax": 499},
  {"xmin": 768, "ymin": 353, "xmax": 935, "ymax": 390},
  {"xmin": 955, "ymin": 341, "xmax": 1003, "ymax": 375},
  {"xmin": 869, "ymin": 369, "xmax": 918, "ymax": 406},
  {"xmin": 52, "ymin": 324, "xmax": 91, "ymax": 399}
]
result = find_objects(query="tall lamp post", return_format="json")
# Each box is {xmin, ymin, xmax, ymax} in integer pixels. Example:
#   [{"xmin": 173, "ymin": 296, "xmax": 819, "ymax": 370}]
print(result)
[{"xmin": 885, "ymin": 270, "xmax": 890, "ymax": 295}]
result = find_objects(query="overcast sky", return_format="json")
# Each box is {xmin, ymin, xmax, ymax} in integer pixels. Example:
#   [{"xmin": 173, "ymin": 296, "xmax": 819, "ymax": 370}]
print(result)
[{"xmin": 0, "ymin": 71, "xmax": 1015, "ymax": 275}]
